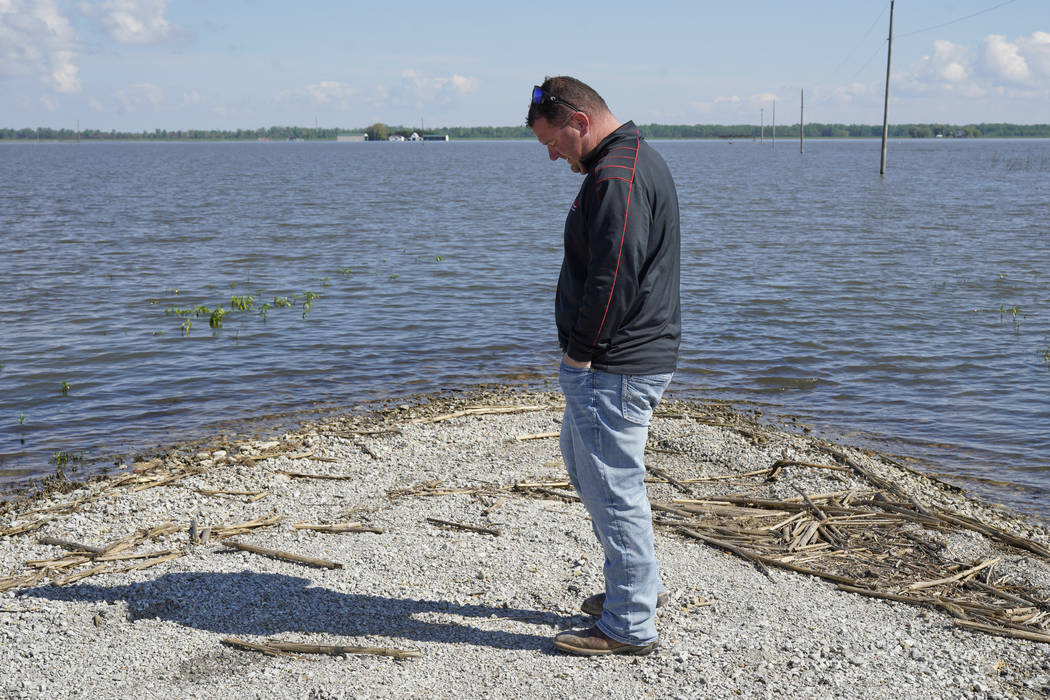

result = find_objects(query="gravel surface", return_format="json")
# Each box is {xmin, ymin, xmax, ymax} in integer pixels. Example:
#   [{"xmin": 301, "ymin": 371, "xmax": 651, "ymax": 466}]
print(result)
[{"xmin": 1, "ymin": 388, "xmax": 1049, "ymax": 699}]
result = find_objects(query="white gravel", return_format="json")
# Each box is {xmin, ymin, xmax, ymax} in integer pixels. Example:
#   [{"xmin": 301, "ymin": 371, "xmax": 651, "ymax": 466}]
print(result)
[{"xmin": 1, "ymin": 389, "xmax": 1048, "ymax": 699}]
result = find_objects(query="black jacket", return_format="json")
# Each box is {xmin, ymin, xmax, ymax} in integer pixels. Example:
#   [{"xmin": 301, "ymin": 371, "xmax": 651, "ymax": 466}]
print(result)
[{"xmin": 556, "ymin": 121, "xmax": 681, "ymax": 374}]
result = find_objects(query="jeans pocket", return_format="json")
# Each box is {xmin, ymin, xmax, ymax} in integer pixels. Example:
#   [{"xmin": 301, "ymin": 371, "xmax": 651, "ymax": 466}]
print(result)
[{"xmin": 621, "ymin": 373, "xmax": 673, "ymax": 425}]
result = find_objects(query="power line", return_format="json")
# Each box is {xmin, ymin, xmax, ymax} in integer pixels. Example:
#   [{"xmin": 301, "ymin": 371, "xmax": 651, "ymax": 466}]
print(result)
[
  {"xmin": 835, "ymin": 4, "xmax": 889, "ymax": 75},
  {"xmin": 896, "ymin": 0, "xmax": 1019, "ymax": 39}
]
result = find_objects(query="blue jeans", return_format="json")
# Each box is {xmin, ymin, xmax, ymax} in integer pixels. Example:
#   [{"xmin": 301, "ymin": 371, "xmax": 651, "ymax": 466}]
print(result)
[{"xmin": 558, "ymin": 363, "xmax": 673, "ymax": 646}]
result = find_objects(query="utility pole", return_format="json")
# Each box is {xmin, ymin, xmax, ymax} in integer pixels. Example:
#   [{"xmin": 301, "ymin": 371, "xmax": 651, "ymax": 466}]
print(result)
[
  {"xmin": 880, "ymin": 0, "xmax": 895, "ymax": 175},
  {"xmin": 800, "ymin": 90, "xmax": 804, "ymax": 154}
]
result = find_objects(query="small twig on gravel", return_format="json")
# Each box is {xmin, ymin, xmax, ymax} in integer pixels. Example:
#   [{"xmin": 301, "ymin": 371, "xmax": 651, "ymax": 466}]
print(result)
[
  {"xmin": 953, "ymin": 620, "xmax": 1050, "ymax": 644},
  {"xmin": 222, "ymin": 637, "xmax": 422, "ymax": 659},
  {"xmin": 278, "ymin": 470, "xmax": 354, "ymax": 480},
  {"xmin": 426, "ymin": 518, "xmax": 501, "ymax": 536},
  {"xmin": 646, "ymin": 465, "xmax": 692, "ymax": 494},
  {"xmin": 197, "ymin": 488, "xmax": 267, "ymax": 498},
  {"xmin": 37, "ymin": 536, "xmax": 105, "ymax": 554},
  {"xmin": 905, "ymin": 558, "xmax": 1000, "ymax": 591},
  {"xmin": 292, "ymin": 522, "xmax": 385, "ymax": 534},
  {"xmin": 515, "ymin": 431, "xmax": 560, "ymax": 441},
  {"xmin": 412, "ymin": 405, "xmax": 547, "ymax": 424},
  {"xmin": 223, "ymin": 539, "xmax": 344, "ymax": 569}
]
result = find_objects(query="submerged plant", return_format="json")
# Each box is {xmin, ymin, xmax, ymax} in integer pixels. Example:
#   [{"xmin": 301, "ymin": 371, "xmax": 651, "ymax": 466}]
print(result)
[
  {"xmin": 60, "ymin": 381, "xmax": 70, "ymax": 395},
  {"xmin": 49, "ymin": 451, "xmax": 82, "ymax": 474},
  {"xmin": 301, "ymin": 291, "xmax": 321, "ymax": 318},
  {"xmin": 273, "ymin": 296, "xmax": 293, "ymax": 308},
  {"xmin": 231, "ymin": 295, "xmax": 255, "ymax": 311},
  {"xmin": 181, "ymin": 319, "xmax": 193, "ymax": 335},
  {"xmin": 17, "ymin": 413, "xmax": 25, "ymax": 425},
  {"xmin": 209, "ymin": 307, "xmax": 227, "ymax": 328},
  {"xmin": 1000, "ymin": 305, "xmax": 1023, "ymax": 335}
]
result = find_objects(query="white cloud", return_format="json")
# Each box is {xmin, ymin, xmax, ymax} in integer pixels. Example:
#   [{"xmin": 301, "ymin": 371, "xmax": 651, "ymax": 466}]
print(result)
[
  {"xmin": 277, "ymin": 80, "xmax": 358, "ymax": 109},
  {"xmin": 305, "ymin": 80, "xmax": 357, "ymax": 105},
  {"xmin": 448, "ymin": 74, "xmax": 480, "ymax": 95},
  {"xmin": 397, "ymin": 69, "xmax": 481, "ymax": 105},
  {"xmin": 1018, "ymin": 31, "xmax": 1050, "ymax": 77},
  {"xmin": 89, "ymin": 0, "xmax": 174, "ymax": 44},
  {"xmin": 115, "ymin": 82, "xmax": 164, "ymax": 112},
  {"xmin": 981, "ymin": 34, "xmax": 1030, "ymax": 83},
  {"xmin": 0, "ymin": 0, "xmax": 81, "ymax": 92},
  {"xmin": 931, "ymin": 40, "xmax": 970, "ymax": 83},
  {"xmin": 50, "ymin": 49, "xmax": 80, "ymax": 93},
  {"xmin": 911, "ymin": 39, "xmax": 972, "ymax": 89},
  {"xmin": 714, "ymin": 95, "xmax": 741, "ymax": 104}
]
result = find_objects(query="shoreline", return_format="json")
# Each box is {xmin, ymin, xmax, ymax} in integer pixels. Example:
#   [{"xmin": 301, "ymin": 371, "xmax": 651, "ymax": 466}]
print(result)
[{"xmin": 2, "ymin": 388, "xmax": 1049, "ymax": 698}]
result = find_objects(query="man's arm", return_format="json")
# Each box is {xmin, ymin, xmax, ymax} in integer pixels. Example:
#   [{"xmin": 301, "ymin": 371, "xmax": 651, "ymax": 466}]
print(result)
[{"xmin": 565, "ymin": 167, "xmax": 651, "ymax": 363}]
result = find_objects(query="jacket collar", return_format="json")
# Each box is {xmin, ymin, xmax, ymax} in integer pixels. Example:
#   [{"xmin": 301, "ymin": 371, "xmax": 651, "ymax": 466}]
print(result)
[{"xmin": 580, "ymin": 121, "xmax": 638, "ymax": 173}]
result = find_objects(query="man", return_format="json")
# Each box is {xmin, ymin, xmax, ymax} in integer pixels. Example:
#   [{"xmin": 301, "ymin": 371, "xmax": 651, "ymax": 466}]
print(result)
[{"xmin": 527, "ymin": 76, "xmax": 681, "ymax": 656}]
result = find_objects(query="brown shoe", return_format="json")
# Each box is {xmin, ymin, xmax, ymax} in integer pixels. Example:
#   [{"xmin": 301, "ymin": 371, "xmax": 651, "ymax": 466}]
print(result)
[
  {"xmin": 580, "ymin": 590, "xmax": 669, "ymax": 617},
  {"xmin": 553, "ymin": 626, "xmax": 658, "ymax": 656}
]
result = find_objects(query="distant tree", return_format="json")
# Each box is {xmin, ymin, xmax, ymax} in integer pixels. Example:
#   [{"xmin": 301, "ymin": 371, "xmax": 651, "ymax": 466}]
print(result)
[{"xmin": 365, "ymin": 123, "xmax": 389, "ymax": 141}]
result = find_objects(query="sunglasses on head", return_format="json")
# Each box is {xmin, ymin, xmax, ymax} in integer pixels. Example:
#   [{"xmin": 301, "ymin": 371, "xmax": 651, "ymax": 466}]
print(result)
[{"xmin": 532, "ymin": 85, "xmax": 581, "ymax": 114}]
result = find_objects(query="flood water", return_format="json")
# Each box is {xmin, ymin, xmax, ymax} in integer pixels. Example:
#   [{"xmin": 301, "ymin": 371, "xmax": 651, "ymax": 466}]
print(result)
[{"xmin": 1, "ymin": 138, "xmax": 1048, "ymax": 520}]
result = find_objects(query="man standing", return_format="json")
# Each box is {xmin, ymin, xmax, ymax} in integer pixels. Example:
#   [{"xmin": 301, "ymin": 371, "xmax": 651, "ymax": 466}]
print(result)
[{"xmin": 527, "ymin": 76, "xmax": 681, "ymax": 656}]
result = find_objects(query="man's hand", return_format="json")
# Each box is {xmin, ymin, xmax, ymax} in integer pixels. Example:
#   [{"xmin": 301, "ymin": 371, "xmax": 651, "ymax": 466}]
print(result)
[{"xmin": 562, "ymin": 353, "xmax": 591, "ymax": 369}]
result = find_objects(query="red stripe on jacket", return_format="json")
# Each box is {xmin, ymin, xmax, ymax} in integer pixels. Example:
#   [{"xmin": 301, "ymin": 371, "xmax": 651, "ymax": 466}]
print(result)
[{"xmin": 590, "ymin": 133, "xmax": 641, "ymax": 350}]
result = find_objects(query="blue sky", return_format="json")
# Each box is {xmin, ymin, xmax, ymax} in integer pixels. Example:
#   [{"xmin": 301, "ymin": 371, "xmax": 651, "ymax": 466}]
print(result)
[{"xmin": 2, "ymin": 0, "xmax": 1047, "ymax": 131}]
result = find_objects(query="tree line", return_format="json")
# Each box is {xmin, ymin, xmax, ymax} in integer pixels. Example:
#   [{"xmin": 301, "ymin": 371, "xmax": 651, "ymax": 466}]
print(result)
[{"xmin": 2, "ymin": 122, "xmax": 1048, "ymax": 141}]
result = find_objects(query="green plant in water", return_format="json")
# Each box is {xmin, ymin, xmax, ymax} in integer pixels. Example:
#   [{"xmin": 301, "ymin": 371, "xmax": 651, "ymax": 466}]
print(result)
[
  {"xmin": 321, "ymin": 277, "xmax": 330, "ymax": 287},
  {"xmin": 181, "ymin": 319, "xmax": 192, "ymax": 335},
  {"xmin": 259, "ymin": 303, "xmax": 272, "ymax": 321},
  {"xmin": 60, "ymin": 381, "xmax": 70, "ymax": 395},
  {"xmin": 49, "ymin": 451, "xmax": 82, "ymax": 473},
  {"xmin": 209, "ymin": 307, "xmax": 227, "ymax": 328},
  {"xmin": 337, "ymin": 267, "xmax": 353, "ymax": 276},
  {"xmin": 231, "ymin": 295, "xmax": 255, "ymax": 311},
  {"xmin": 17, "ymin": 413, "xmax": 25, "ymax": 425},
  {"xmin": 273, "ymin": 296, "xmax": 293, "ymax": 308},
  {"xmin": 194, "ymin": 305, "xmax": 212, "ymax": 317},
  {"xmin": 1000, "ymin": 305, "xmax": 1023, "ymax": 335},
  {"xmin": 301, "ymin": 291, "xmax": 321, "ymax": 319}
]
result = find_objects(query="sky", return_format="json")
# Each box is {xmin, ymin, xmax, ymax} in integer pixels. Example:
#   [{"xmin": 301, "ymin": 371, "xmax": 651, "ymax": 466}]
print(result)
[{"xmin": 2, "ymin": 0, "xmax": 1048, "ymax": 131}]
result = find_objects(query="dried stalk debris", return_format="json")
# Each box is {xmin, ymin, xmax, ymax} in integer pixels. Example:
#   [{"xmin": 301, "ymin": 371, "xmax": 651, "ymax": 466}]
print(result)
[
  {"xmin": 223, "ymin": 636, "xmax": 421, "ymax": 659},
  {"xmin": 426, "ymin": 518, "xmax": 501, "ymax": 537},
  {"xmin": 223, "ymin": 539, "xmax": 344, "ymax": 570}
]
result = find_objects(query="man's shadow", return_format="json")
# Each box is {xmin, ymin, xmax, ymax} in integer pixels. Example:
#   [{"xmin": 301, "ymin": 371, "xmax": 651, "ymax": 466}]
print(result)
[{"xmin": 22, "ymin": 570, "xmax": 580, "ymax": 653}]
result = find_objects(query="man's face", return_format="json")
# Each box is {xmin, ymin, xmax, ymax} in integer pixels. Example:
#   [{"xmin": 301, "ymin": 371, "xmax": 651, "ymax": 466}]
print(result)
[{"xmin": 531, "ymin": 116, "xmax": 585, "ymax": 173}]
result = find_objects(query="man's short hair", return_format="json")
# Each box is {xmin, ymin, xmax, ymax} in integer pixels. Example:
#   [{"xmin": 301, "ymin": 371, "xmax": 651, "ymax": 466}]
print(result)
[{"xmin": 526, "ymin": 76, "xmax": 609, "ymax": 128}]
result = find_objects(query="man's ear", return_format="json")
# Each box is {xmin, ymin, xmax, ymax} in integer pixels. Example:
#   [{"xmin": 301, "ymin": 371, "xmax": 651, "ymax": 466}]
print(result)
[{"xmin": 569, "ymin": 111, "xmax": 590, "ymax": 138}]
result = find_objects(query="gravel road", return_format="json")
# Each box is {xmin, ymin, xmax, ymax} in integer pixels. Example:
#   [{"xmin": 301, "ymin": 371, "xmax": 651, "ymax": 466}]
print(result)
[{"xmin": 1, "ymin": 389, "xmax": 1048, "ymax": 699}]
